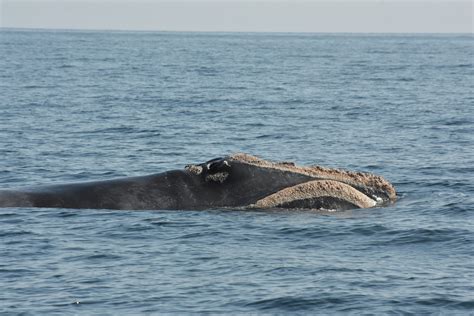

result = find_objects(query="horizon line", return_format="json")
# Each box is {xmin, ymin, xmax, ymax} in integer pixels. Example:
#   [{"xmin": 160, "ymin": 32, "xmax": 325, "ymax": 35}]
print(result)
[{"xmin": 2, "ymin": 26, "xmax": 472, "ymax": 36}]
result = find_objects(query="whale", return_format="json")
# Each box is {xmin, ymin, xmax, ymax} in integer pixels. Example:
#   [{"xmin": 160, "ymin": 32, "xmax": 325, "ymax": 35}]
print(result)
[{"xmin": 0, "ymin": 153, "xmax": 396, "ymax": 211}]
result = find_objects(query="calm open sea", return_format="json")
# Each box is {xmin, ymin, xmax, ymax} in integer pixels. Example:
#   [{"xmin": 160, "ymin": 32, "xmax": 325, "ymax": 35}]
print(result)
[{"xmin": 0, "ymin": 29, "xmax": 473, "ymax": 314}]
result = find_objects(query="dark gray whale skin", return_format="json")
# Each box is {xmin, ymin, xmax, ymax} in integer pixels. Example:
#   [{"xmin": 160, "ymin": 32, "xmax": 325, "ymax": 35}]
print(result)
[{"xmin": 0, "ymin": 161, "xmax": 314, "ymax": 210}]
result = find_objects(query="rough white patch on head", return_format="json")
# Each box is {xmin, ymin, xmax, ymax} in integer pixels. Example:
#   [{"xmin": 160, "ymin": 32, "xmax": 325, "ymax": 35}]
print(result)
[
  {"xmin": 205, "ymin": 172, "xmax": 229, "ymax": 183},
  {"xmin": 374, "ymin": 195, "xmax": 383, "ymax": 202},
  {"xmin": 250, "ymin": 179, "xmax": 378, "ymax": 209},
  {"xmin": 185, "ymin": 164, "xmax": 203, "ymax": 175}
]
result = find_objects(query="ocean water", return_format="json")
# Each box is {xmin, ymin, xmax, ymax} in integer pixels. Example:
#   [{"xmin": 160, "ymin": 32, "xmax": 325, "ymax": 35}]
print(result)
[{"xmin": 0, "ymin": 29, "xmax": 473, "ymax": 314}]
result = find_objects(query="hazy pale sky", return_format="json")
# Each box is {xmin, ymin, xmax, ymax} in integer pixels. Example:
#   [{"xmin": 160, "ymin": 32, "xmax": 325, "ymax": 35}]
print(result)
[{"xmin": 1, "ymin": 0, "xmax": 472, "ymax": 33}]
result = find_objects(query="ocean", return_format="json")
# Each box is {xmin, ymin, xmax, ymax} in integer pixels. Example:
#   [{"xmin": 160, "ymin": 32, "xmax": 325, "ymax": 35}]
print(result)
[{"xmin": 0, "ymin": 29, "xmax": 473, "ymax": 314}]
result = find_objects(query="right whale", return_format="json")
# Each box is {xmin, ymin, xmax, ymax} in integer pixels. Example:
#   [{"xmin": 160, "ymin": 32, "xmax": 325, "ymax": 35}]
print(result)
[{"xmin": 0, "ymin": 153, "xmax": 396, "ymax": 211}]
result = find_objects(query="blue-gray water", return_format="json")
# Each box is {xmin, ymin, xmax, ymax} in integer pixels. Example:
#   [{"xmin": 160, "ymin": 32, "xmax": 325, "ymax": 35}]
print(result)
[{"xmin": 0, "ymin": 30, "xmax": 473, "ymax": 314}]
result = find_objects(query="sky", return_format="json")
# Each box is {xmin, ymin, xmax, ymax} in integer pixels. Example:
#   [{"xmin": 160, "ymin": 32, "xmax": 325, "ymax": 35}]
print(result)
[{"xmin": 1, "ymin": 0, "xmax": 472, "ymax": 33}]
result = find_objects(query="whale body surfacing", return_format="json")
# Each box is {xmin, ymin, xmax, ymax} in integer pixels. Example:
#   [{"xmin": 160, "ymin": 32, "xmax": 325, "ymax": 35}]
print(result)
[{"xmin": 0, "ymin": 153, "xmax": 396, "ymax": 211}]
